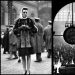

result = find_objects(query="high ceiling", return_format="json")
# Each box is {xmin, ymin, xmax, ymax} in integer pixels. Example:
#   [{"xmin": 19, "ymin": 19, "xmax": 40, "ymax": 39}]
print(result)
[{"xmin": 23, "ymin": 1, "xmax": 52, "ymax": 7}]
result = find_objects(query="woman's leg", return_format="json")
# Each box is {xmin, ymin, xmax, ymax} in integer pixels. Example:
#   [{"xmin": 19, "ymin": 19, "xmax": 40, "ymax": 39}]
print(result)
[
  {"xmin": 27, "ymin": 55, "xmax": 31, "ymax": 73},
  {"xmin": 21, "ymin": 56, "xmax": 26, "ymax": 73}
]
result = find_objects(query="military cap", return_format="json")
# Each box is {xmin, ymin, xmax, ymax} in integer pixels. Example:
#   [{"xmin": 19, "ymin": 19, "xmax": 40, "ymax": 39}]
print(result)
[
  {"xmin": 22, "ymin": 7, "xmax": 28, "ymax": 10},
  {"xmin": 34, "ymin": 17, "xmax": 40, "ymax": 22},
  {"xmin": 48, "ymin": 21, "xmax": 52, "ymax": 24},
  {"xmin": 22, "ymin": 7, "xmax": 28, "ymax": 12}
]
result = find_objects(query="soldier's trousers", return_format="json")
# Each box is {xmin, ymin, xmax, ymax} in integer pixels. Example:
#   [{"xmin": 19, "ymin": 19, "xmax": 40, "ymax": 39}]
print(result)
[
  {"xmin": 47, "ymin": 49, "xmax": 52, "ymax": 57},
  {"xmin": 36, "ymin": 53, "xmax": 42, "ymax": 61}
]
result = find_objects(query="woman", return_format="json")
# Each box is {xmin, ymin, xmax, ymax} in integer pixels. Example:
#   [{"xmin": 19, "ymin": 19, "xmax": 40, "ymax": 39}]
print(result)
[{"xmin": 13, "ymin": 7, "xmax": 37, "ymax": 74}]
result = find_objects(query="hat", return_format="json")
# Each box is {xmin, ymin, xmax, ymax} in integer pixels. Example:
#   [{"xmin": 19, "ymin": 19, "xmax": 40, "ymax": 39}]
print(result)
[
  {"xmin": 48, "ymin": 21, "xmax": 52, "ymax": 24},
  {"xmin": 34, "ymin": 17, "xmax": 40, "ymax": 20},
  {"xmin": 6, "ymin": 25, "xmax": 14, "ymax": 27},
  {"xmin": 22, "ymin": 7, "xmax": 28, "ymax": 10},
  {"xmin": 34, "ymin": 17, "xmax": 40, "ymax": 22}
]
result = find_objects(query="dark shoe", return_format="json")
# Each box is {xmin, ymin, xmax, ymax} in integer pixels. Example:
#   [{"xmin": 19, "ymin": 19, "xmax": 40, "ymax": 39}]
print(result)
[
  {"xmin": 23, "ymin": 70, "xmax": 27, "ymax": 75},
  {"xmin": 35, "ymin": 58, "xmax": 42, "ymax": 62},
  {"xmin": 3, "ymin": 52, "xmax": 6, "ymax": 54},
  {"xmin": 25, "ymin": 70, "xmax": 27, "ymax": 75},
  {"xmin": 18, "ymin": 59, "xmax": 21, "ymax": 63},
  {"xmin": 27, "ymin": 71, "xmax": 30, "ymax": 75},
  {"xmin": 47, "ymin": 55, "xmax": 50, "ymax": 58}
]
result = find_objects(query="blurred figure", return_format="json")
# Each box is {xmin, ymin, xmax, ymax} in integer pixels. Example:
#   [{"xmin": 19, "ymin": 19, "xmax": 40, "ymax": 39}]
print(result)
[
  {"xmin": 2, "ymin": 26, "xmax": 9, "ymax": 54},
  {"xmin": 7, "ymin": 25, "xmax": 18, "ymax": 59},
  {"xmin": 44, "ymin": 21, "xmax": 52, "ymax": 58},
  {"xmin": 34, "ymin": 17, "xmax": 44, "ymax": 62},
  {"xmin": 1, "ymin": 32, "xmax": 4, "ymax": 47}
]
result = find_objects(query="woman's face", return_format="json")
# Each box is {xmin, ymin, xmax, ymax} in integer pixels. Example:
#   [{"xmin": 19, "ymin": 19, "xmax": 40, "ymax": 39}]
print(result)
[{"xmin": 22, "ymin": 10, "xmax": 28, "ymax": 18}]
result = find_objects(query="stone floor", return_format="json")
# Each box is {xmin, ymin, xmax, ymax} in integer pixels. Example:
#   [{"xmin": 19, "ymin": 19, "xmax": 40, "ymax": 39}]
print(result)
[{"xmin": 1, "ymin": 47, "xmax": 52, "ymax": 74}]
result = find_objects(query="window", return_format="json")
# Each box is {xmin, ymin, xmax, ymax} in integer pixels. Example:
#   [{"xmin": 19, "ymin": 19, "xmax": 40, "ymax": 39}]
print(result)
[
  {"xmin": 54, "ymin": 10, "xmax": 75, "ymax": 21},
  {"xmin": 1, "ymin": 5, "xmax": 5, "ymax": 25}
]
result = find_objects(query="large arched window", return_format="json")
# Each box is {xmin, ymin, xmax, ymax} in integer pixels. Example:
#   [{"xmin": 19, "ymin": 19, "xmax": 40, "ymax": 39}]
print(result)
[
  {"xmin": 54, "ymin": 10, "xmax": 74, "ymax": 21},
  {"xmin": 53, "ymin": 3, "xmax": 75, "ymax": 45},
  {"xmin": 12, "ymin": 8, "xmax": 17, "ymax": 24},
  {"xmin": 1, "ymin": 5, "xmax": 5, "ymax": 25}
]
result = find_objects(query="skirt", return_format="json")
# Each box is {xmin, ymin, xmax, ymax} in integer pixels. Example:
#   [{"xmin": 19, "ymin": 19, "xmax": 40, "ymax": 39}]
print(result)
[{"xmin": 18, "ymin": 47, "xmax": 35, "ymax": 56}]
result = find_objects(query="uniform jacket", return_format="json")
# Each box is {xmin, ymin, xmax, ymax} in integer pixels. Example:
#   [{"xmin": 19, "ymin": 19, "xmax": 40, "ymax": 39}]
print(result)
[
  {"xmin": 44, "ymin": 25, "xmax": 52, "ymax": 50},
  {"xmin": 34, "ymin": 23, "xmax": 44, "ymax": 53}
]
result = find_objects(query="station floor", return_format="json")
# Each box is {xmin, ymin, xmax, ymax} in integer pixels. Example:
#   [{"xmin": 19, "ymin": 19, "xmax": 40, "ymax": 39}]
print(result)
[{"xmin": 1, "ymin": 47, "xmax": 52, "ymax": 74}]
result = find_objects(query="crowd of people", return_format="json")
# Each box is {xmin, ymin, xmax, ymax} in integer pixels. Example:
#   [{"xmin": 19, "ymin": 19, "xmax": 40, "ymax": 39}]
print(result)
[
  {"xmin": 1, "ymin": 7, "xmax": 52, "ymax": 75},
  {"xmin": 53, "ymin": 43, "xmax": 75, "ymax": 65}
]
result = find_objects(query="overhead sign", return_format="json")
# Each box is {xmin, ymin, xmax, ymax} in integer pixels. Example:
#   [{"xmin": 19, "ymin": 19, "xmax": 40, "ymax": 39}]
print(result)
[{"xmin": 39, "ymin": 3, "xmax": 52, "ymax": 10}]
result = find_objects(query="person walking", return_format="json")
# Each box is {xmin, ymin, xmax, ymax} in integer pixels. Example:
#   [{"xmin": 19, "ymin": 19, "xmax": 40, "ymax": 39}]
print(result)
[
  {"xmin": 34, "ymin": 17, "xmax": 44, "ymax": 62},
  {"xmin": 43, "ymin": 21, "xmax": 52, "ymax": 58},
  {"xmin": 13, "ymin": 7, "xmax": 37, "ymax": 74}
]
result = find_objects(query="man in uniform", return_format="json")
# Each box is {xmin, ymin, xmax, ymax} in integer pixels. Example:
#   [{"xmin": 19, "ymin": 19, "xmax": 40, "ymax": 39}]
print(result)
[
  {"xmin": 44, "ymin": 21, "xmax": 52, "ymax": 58},
  {"xmin": 34, "ymin": 17, "xmax": 44, "ymax": 62}
]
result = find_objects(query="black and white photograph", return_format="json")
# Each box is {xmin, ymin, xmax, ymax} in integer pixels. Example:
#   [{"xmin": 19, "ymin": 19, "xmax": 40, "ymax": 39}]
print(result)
[
  {"xmin": 53, "ymin": 2, "xmax": 75, "ymax": 74},
  {"xmin": 1, "ymin": 1, "xmax": 52, "ymax": 74}
]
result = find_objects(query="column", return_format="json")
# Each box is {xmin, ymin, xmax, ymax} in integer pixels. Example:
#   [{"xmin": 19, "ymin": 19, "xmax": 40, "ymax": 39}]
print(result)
[{"xmin": 8, "ymin": 1, "xmax": 13, "ymax": 25}]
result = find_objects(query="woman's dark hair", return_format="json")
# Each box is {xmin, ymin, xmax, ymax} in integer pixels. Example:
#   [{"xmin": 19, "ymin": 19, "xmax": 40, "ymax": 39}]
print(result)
[{"xmin": 22, "ymin": 8, "xmax": 28, "ymax": 12}]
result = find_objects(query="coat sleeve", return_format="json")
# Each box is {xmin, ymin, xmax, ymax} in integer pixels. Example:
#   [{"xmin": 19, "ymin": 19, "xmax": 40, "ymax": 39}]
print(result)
[
  {"xmin": 29, "ymin": 19, "xmax": 38, "ymax": 35},
  {"xmin": 13, "ymin": 18, "xmax": 20, "ymax": 36}
]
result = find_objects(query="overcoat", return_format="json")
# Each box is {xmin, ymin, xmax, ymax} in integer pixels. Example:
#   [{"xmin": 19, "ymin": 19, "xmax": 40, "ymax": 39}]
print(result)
[
  {"xmin": 34, "ymin": 23, "xmax": 44, "ymax": 53},
  {"xmin": 43, "ymin": 25, "xmax": 52, "ymax": 50}
]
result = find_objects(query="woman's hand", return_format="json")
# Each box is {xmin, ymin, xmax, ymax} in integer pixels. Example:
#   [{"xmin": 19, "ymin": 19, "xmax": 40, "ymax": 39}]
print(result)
[{"xmin": 19, "ymin": 25, "xmax": 30, "ymax": 31}]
